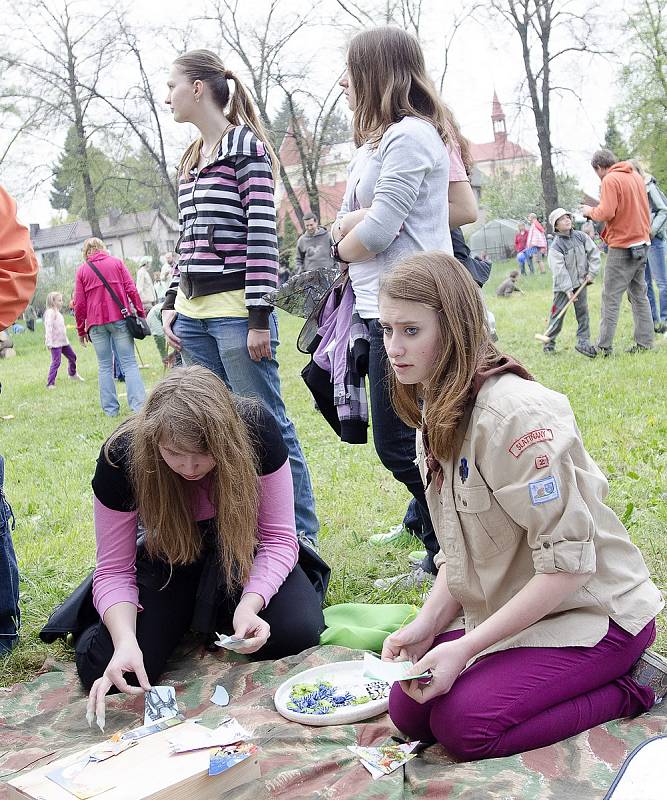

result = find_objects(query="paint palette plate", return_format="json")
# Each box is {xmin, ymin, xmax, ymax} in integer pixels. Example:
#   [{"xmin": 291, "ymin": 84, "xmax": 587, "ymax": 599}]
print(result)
[{"xmin": 274, "ymin": 660, "xmax": 390, "ymax": 727}]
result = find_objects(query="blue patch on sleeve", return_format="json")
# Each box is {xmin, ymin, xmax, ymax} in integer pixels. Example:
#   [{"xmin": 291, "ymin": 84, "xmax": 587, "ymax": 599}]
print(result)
[{"xmin": 528, "ymin": 475, "xmax": 560, "ymax": 505}]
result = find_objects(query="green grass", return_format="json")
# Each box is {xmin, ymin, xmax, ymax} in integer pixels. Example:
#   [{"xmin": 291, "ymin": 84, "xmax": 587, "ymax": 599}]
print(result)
[{"xmin": 1, "ymin": 259, "xmax": 665, "ymax": 686}]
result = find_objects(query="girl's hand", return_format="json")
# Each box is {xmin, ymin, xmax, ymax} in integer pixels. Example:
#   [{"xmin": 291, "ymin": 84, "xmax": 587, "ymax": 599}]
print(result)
[
  {"xmin": 400, "ymin": 638, "xmax": 470, "ymax": 704},
  {"xmin": 381, "ymin": 616, "xmax": 437, "ymax": 664},
  {"xmin": 162, "ymin": 309, "xmax": 181, "ymax": 351},
  {"xmin": 231, "ymin": 594, "xmax": 270, "ymax": 654},
  {"xmin": 247, "ymin": 329, "xmax": 271, "ymax": 362},
  {"xmin": 86, "ymin": 637, "xmax": 150, "ymax": 731}
]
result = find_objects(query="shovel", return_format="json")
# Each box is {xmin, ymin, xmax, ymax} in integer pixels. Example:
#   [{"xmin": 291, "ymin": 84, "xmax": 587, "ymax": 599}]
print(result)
[{"xmin": 534, "ymin": 283, "xmax": 587, "ymax": 343}]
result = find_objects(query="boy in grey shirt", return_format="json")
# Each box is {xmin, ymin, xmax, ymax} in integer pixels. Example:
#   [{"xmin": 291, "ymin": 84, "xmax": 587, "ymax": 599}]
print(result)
[{"xmin": 543, "ymin": 208, "xmax": 600, "ymax": 357}]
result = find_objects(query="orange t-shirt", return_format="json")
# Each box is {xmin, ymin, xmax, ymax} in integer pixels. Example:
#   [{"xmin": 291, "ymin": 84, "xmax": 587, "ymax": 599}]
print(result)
[
  {"xmin": 588, "ymin": 162, "xmax": 651, "ymax": 248},
  {"xmin": 0, "ymin": 186, "xmax": 39, "ymax": 329}
]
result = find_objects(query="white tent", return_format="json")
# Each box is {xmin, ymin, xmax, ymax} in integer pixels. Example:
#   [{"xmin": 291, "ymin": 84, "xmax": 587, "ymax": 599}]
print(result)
[{"xmin": 469, "ymin": 219, "xmax": 520, "ymax": 262}]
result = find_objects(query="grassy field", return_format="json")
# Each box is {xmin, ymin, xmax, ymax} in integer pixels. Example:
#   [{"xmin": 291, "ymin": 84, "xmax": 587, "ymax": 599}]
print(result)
[{"xmin": 1, "ymin": 259, "xmax": 665, "ymax": 686}]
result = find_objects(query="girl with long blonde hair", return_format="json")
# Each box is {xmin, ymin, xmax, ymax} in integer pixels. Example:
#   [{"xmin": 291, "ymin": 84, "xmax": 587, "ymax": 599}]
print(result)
[
  {"xmin": 160, "ymin": 48, "xmax": 319, "ymax": 548},
  {"xmin": 378, "ymin": 252, "xmax": 665, "ymax": 760},
  {"xmin": 65, "ymin": 366, "xmax": 323, "ymax": 716},
  {"xmin": 43, "ymin": 290, "xmax": 84, "ymax": 387},
  {"xmin": 328, "ymin": 26, "xmax": 477, "ymax": 588}
]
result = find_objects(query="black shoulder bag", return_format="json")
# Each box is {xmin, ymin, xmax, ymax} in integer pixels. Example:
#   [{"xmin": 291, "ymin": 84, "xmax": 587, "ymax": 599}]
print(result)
[{"xmin": 86, "ymin": 260, "xmax": 151, "ymax": 340}]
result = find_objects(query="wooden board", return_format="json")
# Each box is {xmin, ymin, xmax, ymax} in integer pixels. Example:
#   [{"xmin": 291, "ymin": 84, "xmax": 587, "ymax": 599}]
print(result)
[{"xmin": 6, "ymin": 721, "xmax": 260, "ymax": 800}]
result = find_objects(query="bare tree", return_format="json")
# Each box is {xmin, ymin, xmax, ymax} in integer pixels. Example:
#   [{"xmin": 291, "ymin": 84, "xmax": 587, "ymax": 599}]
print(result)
[
  {"xmin": 208, "ymin": 0, "xmax": 346, "ymax": 230},
  {"xmin": 489, "ymin": 0, "xmax": 609, "ymax": 217},
  {"xmin": 0, "ymin": 0, "xmax": 121, "ymax": 237},
  {"xmin": 79, "ymin": 17, "xmax": 179, "ymax": 210}
]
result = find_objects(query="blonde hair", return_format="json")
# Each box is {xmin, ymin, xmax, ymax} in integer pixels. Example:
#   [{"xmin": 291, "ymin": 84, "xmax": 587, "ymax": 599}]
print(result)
[
  {"xmin": 46, "ymin": 291, "xmax": 62, "ymax": 310},
  {"xmin": 380, "ymin": 252, "xmax": 507, "ymax": 460},
  {"xmin": 82, "ymin": 238, "xmax": 105, "ymax": 259},
  {"xmin": 105, "ymin": 365, "xmax": 260, "ymax": 590},
  {"xmin": 347, "ymin": 26, "xmax": 466, "ymax": 164},
  {"xmin": 174, "ymin": 49, "xmax": 278, "ymax": 178}
]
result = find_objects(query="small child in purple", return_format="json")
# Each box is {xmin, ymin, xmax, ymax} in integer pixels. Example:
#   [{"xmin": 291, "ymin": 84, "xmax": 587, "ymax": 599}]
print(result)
[{"xmin": 44, "ymin": 291, "xmax": 84, "ymax": 387}]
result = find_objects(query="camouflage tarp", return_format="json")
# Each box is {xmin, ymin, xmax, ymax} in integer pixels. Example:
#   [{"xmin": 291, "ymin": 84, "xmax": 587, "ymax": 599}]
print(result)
[{"xmin": 2, "ymin": 644, "xmax": 666, "ymax": 799}]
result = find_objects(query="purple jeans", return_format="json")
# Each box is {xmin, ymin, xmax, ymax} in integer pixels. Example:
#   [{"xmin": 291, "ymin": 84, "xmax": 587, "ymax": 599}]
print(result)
[
  {"xmin": 47, "ymin": 345, "xmax": 77, "ymax": 386},
  {"xmin": 389, "ymin": 619, "xmax": 656, "ymax": 761}
]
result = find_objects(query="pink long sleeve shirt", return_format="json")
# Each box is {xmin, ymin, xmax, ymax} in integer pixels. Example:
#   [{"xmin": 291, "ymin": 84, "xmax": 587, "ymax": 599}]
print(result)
[{"xmin": 92, "ymin": 460, "xmax": 298, "ymax": 620}]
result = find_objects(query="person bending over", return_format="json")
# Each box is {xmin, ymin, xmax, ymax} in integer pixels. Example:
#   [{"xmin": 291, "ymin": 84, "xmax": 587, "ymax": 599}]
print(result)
[{"xmin": 74, "ymin": 366, "xmax": 325, "ymax": 718}]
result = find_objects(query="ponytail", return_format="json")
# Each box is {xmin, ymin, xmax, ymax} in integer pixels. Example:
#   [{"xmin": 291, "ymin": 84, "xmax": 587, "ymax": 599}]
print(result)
[{"xmin": 226, "ymin": 72, "xmax": 279, "ymax": 176}]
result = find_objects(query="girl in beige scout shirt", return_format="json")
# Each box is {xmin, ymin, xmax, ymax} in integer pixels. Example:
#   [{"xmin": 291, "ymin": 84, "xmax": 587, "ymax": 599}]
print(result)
[{"xmin": 378, "ymin": 251, "xmax": 665, "ymax": 761}]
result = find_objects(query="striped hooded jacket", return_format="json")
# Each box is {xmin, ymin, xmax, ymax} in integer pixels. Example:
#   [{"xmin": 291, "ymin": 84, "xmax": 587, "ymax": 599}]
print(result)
[{"xmin": 163, "ymin": 125, "xmax": 278, "ymax": 329}]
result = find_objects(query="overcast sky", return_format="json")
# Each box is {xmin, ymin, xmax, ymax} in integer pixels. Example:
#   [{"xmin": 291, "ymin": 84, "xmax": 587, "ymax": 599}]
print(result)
[{"xmin": 4, "ymin": 0, "xmax": 629, "ymax": 226}]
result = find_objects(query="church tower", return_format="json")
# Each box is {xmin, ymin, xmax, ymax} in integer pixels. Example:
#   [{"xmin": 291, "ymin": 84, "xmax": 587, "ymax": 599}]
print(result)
[{"xmin": 491, "ymin": 91, "xmax": 507, "ymax": 144}]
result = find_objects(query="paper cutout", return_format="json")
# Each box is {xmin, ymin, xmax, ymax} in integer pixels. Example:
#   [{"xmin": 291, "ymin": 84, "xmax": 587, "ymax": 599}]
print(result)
[
  {"xmin": 362, "ymin": 653, "xmax": 431, "ymax": 684},
  {"xmin": 208, "ymin": 743, "xmax": 257, "ymax": 776},
  {"xmin": 47, "ymin": 759, "xmax": 115, "ymax": 799},
  {"xmin": 121, "ymin": 714, "xmax": 184, "ymax": 741},
  {"xmin": 348, "ymin": 741, "xmax": 420, "ymax": 779},
  {"xmin": 211, "ymin": 685, "xmax": 230, "ymax": 707},
  {"xmin": 144, "ymin": 685, "xmax": 178, "ymax": 725},
  {"xmin": 214, "ymin": 632, "xmax": 251, "ymax": 651},
  {"xmin": 167, "ymin": 718, "xmax": 252, "ymax": 754}
]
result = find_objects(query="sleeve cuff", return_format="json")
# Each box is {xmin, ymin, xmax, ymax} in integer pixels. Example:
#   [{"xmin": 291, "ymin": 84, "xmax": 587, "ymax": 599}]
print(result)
[
  {"xmin": 241, "ymin": 582, "xmax": 270, "ymax": 609},
  {"xmin": 533, "ymin": 536, "xmax": 596, "ymax": 574},
  {"xmin": 162, "ymin": 291, "xmax": 176, "ymax": 311},
  {"xmin": 248, "ymin": 307, "xmax": 271, "ymax": 330}
]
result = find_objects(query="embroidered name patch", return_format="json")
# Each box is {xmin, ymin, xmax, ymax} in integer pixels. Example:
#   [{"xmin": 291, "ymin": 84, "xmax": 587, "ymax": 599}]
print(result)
[
  {"xmin": 509, "ymin": 428, "xmax": 554, "ymax": 458},
  {"xmin": 528, "ymin": 475, "xmax": 560, "ymax": 505},
  {"xmin": 535, "ymin": 454, "xmax": 550, "ymax": 469}
]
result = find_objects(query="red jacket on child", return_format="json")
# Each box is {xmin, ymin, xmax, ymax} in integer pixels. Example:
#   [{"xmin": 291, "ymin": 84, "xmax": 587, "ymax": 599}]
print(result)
[
  {"xmin": 514, "ymin": 230, "xmax": 528, "ymax": 254},
  {"xmin": 74, "ymin": 250, "xmax": 145, "ymax": 337}
]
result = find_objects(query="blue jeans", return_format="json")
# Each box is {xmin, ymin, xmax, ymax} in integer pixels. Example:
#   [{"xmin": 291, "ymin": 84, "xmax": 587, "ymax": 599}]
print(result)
[
  {"xmin": 173, "ymin": 313, "xmax": 319, "ymax": 546},
  {"xmin": 646, "ymin": 236, "xmax": 667, "ymax": 323},
  {"xmin": 0, "ymin": 456, "xmax": 19, "ymax": 655},
  {"xmin": 89, "ymin": 321, "xmax": 146, "ymax": 415}
]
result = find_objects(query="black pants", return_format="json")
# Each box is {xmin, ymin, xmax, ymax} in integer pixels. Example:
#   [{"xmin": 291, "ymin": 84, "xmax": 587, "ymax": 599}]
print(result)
[
  {"xmin": 76, "ymin": 553, "xmax": 325, "ymax": 690},
  {"xmin": 367, "ymin": 320, "xmax": 438, "ymax": 574}
]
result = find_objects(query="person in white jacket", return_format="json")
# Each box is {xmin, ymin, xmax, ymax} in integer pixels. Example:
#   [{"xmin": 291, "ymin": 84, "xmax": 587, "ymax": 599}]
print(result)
[{"xmin": 135, "ymin": 257, "xmax": 157, "ymax": 310}]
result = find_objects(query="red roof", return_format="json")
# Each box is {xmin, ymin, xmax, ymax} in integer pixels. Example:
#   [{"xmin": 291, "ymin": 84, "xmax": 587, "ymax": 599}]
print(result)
[
  {"xmin": 278, "ymin": 131, "xmax": 302, "ymax": 168},
  {"xmin": 470, "ymin": 138, "xmax": 534, "ymax": 163},
  {"xmin": 278, "ymin": 180, "xmax": 347, "ymax": 233}
]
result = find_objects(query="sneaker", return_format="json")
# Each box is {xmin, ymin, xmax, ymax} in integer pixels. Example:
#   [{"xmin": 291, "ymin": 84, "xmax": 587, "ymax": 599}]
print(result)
[
  {"xmin": 374, "ymin": 566, "xmax": 435, "ymax": 591},
  {"xmin": 543, "ymin": 345, "xmax": 556, "ymax": 355},
  {"xmin": 575, "ymin": 343, "xmax": 597, "ymax": 358},
  {"xmin": 407, "ymin": 549, "xmax": 428, "ymax": 567},
  {"xmin": 369, "ymin": 525, "xmax": 406, "ymax": 545},
  {"xmin": 625, "ymin": 344, "xmax": 652, "ymax": 354},
  {"xmin": 69, "ymin": 373, "xmax": 85, "ymax": 381},
  {"xmin": 654, "ymin": 322, "xmax": 667, "ymax": 334},
  {"xmin": 46, "ymin": 384, "xmax": 56, "ymax": 389},
  {"xmin": 595, "ymin": 346, "xmax": 612, "ymax": 357},
  {"xmin": 630, "ymin": 650, "xmax": 667, "ymax": 703}
]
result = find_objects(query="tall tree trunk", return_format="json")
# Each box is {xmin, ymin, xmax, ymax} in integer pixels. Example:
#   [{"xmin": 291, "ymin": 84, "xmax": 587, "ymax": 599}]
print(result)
[{"xmin": 66, "ymin": 42, "xmax": 101, "ymax": 237}]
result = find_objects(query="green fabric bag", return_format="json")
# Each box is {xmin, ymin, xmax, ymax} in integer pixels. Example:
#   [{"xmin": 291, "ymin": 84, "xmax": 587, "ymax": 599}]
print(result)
[{"xmin": 320, "ymin": 603, "xmax": 418, "ymax": 653}]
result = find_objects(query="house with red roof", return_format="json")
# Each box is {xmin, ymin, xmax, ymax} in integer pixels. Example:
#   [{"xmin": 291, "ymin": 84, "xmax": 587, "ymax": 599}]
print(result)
[{"xmin": 470, "ymin": 92, "xmax": 536, "ymax": 177}]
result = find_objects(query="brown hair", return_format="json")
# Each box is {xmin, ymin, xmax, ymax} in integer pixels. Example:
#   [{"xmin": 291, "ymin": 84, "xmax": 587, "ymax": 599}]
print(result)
[
  {"xmin": 174, "ymin": 49, "xmax": 278, "ymax": 178},
  {"xmin": 105, "ymin": 365, "xmax": 259, "ymax": 590},
  {"xmin": 379, "ymin": 252, "xmax": 506, "ymax": 460},
  {"xmin": 591, "ymin": 149, "xmax": 617, "ymax": 170},
  {"xmin": 347, "ymin": 26, "xmax": 467, "ymax": 164},
  {"xmin": 82, "ymin": 237, "xmax": 105, "ymax": 259}
]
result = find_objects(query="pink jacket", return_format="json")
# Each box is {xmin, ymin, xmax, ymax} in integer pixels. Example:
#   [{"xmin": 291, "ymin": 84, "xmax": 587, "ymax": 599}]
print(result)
[
  {"xmin": 74, "ymin": 250, "xmax": 145, "ymax": 337},
  {"xmin": 43, "ymin": 308, "xmax": 70, "ymax": 348}
]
